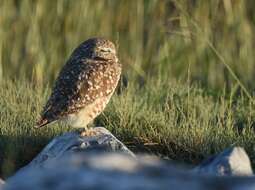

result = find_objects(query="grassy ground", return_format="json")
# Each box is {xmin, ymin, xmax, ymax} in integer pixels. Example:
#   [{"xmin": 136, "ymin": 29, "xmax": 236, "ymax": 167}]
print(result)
[
  {"xmin": 1, "ymin": 0, "xmax": 255, "ymax": 179},
  {"xmin": 1, "ymin": 79, "xmax": 255, "ymax": 178}
]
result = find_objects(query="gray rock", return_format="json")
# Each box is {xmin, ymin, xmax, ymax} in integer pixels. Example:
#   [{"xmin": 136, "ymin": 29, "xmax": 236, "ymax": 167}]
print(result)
[
  {"xmin": 5, "ymin": 128, "xmax": 255, "ymax": 190},
  {"xmin": 193, "ymin": 147, "xmax": 253, "ymax": 176},
  {"xmin": 13, "ymin": 127, "xmax": 134, "ymax": 176},
  {"xmin": 0, "ymin": 179, "xmax": 5, "ymax": 189},
  {"xmin": 4, "ymin": 153, "xmax": 255, "ymax": 190}
]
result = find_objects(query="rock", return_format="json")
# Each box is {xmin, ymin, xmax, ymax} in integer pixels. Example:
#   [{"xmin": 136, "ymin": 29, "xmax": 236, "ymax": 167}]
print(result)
[
  {"xmin": 5, "ymin": 128, "xmax": 255, "ymax": 189},
  {"xmin": 13, "ymin": 127, "xmax": 134, "ymax": 176},
  {"xmin": 193, "ymin": 147, "xmax": 253, "ymax": 176},
  {"xmin": 0, "ymin": 179, "xmax": 5, "ymax": 189},
  {"xmin": 4, "ymin": 153, "xmax": 255, "ymax": 190}
]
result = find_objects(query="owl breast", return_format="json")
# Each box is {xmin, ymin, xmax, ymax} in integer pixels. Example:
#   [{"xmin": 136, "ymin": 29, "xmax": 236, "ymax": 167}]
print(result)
[{"xmin": 62, "ymin": 94, "xmax": 112, "ymax": 128}]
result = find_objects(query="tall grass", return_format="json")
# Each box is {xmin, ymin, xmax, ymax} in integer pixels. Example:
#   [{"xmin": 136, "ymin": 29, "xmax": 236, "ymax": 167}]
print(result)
[{"xmin": 0, "ymin": 0, "xmax": 255, "ymax": 93}]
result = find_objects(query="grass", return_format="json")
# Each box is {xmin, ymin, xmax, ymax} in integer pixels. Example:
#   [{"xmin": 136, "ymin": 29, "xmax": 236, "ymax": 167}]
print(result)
[
  {"xmin": 1, "ymin": 0, "xmax": 255, "ymax": 179},
  {"xmin": 1, "ymin": 79, "xmax": 255, "ymax": 178},
  {"xmin": 1, "ymin": 1, "xmax": 255, "ymax": 93}
]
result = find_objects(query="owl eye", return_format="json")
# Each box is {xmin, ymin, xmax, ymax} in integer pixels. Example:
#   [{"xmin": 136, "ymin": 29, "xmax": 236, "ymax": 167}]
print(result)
[{"xmin": 100, "ymin": 48, "xmax": 112, "ymax": 53}]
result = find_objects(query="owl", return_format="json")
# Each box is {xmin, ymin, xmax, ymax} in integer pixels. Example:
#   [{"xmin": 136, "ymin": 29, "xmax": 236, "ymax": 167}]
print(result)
[{"xmin": 35, "ymin": 38, "xmax": 121, "ymax": 135}]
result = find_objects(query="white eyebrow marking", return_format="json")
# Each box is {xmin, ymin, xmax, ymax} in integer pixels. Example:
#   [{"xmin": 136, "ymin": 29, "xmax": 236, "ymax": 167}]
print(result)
[{"xmin": 100, "ymin": 47, "xmax": 116, "ymax": 54}]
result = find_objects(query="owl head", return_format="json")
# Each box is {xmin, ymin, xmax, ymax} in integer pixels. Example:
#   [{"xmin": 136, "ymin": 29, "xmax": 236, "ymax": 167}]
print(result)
[{"xmin": 79, "ymin": 37, "xmax": 117, "ymax": 61}]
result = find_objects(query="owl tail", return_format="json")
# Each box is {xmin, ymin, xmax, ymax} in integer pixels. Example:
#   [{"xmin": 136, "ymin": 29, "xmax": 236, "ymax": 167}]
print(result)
[{"xmin": 34, "ymin": 118, "xmax": 51, "ymax": 128}]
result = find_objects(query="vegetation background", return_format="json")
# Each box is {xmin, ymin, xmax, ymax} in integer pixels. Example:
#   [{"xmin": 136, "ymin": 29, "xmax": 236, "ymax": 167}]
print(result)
[{"xmin": 1, "ymin": 0, "xmax": 255, "ymax": 178}]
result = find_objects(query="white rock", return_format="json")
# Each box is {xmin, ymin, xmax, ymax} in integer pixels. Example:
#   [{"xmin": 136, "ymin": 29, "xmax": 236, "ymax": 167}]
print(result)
[
  {"xmin": 5, "ymin": 153, "xmax": 255, "ymax": 190},
  {"xmin": 193, "ymin": 147, "xmax": 253, "ymax": 176},
  {"xmin": 4, "ymin": 128, "xmax": 255, "ymax": 190},
  {"xmin": 12, "ymin": 127, "xmax": 134, "ymax": 177}
]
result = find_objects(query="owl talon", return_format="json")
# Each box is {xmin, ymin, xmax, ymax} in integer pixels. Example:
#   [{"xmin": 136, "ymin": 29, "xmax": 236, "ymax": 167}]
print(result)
[{"xmin": 80, "ymin": 129, "xmax": 98, "ymax": 137}]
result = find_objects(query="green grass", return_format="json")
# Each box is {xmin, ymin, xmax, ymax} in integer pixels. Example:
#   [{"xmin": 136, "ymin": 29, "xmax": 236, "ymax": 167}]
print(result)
[
  {"xmin": 1, "ymin": 0, "xmax": 255, "ymax": 179},
  {"xmin": 1, "ymin": 0, "xmax": 255, "ymax": 93},
  {"xmin": 1, "ymin": 79, "xmax": 255, "ymax": 178}
]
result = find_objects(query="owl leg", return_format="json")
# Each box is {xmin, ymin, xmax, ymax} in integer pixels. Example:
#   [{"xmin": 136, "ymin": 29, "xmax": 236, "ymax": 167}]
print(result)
[
  {"xmin": 80, "ymin": 128, "xmax": 98, "ymax": 137},
  {"xmin": 80, "ymin": 124, "xmax": 98, "ymax": 137}
]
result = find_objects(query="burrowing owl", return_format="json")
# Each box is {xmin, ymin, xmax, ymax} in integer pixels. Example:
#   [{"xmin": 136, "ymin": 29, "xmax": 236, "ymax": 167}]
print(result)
[{"xmin": 35, "ymin": 37, "xmax": 121, "ymax": 133}]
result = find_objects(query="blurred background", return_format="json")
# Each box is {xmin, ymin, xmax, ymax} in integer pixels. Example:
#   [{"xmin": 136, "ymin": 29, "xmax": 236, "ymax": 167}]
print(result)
[{"xmin": 1, "ymin": 0, "xmax": 255, "ymax": 93}]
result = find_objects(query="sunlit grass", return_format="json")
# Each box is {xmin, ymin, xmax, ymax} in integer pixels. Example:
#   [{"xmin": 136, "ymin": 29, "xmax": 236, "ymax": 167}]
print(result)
[{"xmin": 1, "ymin": 79, "xmax": 255, "ymax": 178}]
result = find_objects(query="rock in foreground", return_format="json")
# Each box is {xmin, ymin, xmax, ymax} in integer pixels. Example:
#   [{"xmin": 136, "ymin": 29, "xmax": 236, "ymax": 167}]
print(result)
[
  {"xmin": 17, "ymin": 127, "xmax": 134, "ymax": 172},
  {"xmin": 4, "ymin": 127, "xmax": 255, "ymax": 190},
  {"xmin": 5, "ymin": 153, "xmax": 255, "ymax": 190},
  {"xmin": 193, "ymin": 147, "xmax": 253, "ymax": 176},
  {"xmin": 0, "ymin": 179, "xmax": 4, "ymax": 190}
]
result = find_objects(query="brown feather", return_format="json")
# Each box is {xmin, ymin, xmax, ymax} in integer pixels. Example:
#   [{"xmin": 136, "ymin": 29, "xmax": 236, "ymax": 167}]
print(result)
[{"xmin": 35, "ymin": 38, "xmax": 121, "ymax": 128}]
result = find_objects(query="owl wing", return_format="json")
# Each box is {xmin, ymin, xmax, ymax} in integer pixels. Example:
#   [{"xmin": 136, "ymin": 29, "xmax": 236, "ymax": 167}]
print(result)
[{"xmin": 35, "ymin": 58, "xmax": 121, "ymax": 128}]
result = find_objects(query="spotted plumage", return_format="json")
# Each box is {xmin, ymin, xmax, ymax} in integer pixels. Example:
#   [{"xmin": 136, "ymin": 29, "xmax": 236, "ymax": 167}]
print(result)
[{"xmin": 35, "ymin": 38, "xmax": 121, "ymax": 129}]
